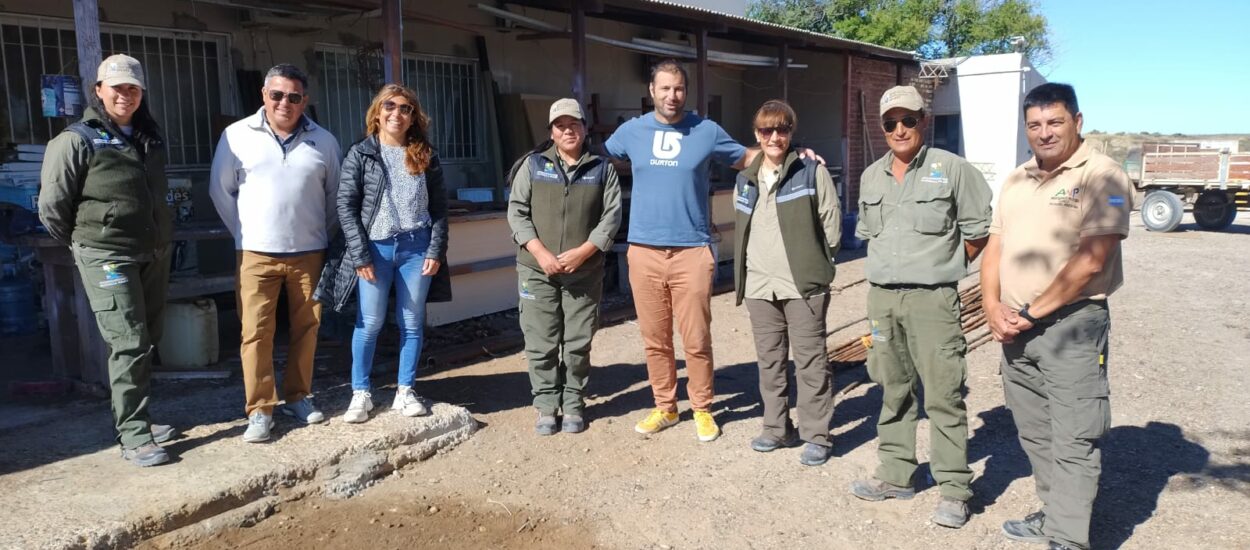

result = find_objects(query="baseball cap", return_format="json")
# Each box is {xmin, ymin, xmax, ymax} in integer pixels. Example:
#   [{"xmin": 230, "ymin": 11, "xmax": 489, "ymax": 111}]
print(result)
[
  {"xmin": 879, "ymin": 85, "xmax": 923, "ymax": 116},
  {"xmin": 548, "ymin": 98, "xmax": 584, "ymax": 124},
  {"xmin": 97, "ymin": 54, "xmax": 145, "ymax": 89}
]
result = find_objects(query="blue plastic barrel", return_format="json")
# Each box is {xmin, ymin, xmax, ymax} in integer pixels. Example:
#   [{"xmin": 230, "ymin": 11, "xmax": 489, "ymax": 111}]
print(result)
[{"xmin": 0, "ymin": 275, "xmax": 37, "ymax": 336}]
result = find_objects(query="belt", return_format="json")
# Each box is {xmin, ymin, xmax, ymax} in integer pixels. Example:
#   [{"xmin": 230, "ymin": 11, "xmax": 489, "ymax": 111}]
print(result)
[
  {"xmin": 870, "ymin": 282, "xmax": 957, "ymax": 291},
  {"xmin": 1035, "ymin": 298, "xmax": 1106, "ymax": 324}
]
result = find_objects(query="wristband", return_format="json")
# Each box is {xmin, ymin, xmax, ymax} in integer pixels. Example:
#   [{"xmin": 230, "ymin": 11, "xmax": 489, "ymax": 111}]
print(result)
[{"xmin": 1019, "ymin": 304, "xmax": 1040, "ymax": 324}]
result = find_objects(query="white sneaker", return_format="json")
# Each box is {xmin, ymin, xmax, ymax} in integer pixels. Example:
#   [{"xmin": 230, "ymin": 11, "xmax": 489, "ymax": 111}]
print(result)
[
  {"xmin": 392, "ymin": 386, "xmax": 429, "ymax": 417},
  {"xmin": 242, "ymin": 411, "xmax": 273, "ymax": 442},
  {"xmin": 343, "ymin": 390, "xmax": 374, "ymax": 424}
]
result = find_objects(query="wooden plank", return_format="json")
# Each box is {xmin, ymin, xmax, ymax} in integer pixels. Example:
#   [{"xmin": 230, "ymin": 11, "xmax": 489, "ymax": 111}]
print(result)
[
  {"xmin": 73, "ymin": 0, "xmax": 102, "ymax": 86},
  {"xmin": 570, "ymin": 0, "xmax": 587, "ymax": 108},
  {"xmin": 380, "ymin": 0, "xmax": 403, "ymax": 84}
]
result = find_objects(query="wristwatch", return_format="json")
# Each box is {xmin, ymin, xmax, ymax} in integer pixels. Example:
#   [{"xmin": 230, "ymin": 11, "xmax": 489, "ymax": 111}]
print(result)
[{"xmin": 1018, "ymin": 303, "xmax": 1040, "ymax": 324}]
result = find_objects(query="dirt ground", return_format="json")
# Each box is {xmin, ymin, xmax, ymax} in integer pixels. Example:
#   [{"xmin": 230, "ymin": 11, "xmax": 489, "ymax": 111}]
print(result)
[{"xmin": 160, "ymin": 213, "xmax": 1250, "ymax": 550}]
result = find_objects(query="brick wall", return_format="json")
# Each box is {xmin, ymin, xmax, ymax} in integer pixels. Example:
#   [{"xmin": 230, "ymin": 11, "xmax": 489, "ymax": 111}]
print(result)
[{"xmin": 845, "ymin": 56, "xmax": 921, "ymax": 211}]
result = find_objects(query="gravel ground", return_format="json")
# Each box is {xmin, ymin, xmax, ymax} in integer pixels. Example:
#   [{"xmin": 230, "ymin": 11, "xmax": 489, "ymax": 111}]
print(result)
[{"xmin": 170, "ymin": 213, "xmax": 1250, "ymax": 550}]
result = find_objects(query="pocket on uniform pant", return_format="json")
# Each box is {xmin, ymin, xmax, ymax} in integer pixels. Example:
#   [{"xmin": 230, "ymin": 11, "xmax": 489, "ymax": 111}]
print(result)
[
  {"xmin": 1073, "ymin": 393, "xmax": 1111, "ymax": 440},
  {"xmin": 90, "ymin": 295, "xmax": 117, "ymax": 313}
]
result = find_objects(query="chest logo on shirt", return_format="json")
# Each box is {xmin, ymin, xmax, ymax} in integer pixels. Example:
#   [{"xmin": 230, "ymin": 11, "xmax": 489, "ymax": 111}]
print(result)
[
  {"xmin": 650, "ymin": 131, "xmax": 682, "ymax": 166},
  {"xmin": 1050, "ymin": 186, "xmax": 1081, "ymax": 209},
  {"xmin": 919, "ymin": 162, "xmax": 949, "ymax": 184}
]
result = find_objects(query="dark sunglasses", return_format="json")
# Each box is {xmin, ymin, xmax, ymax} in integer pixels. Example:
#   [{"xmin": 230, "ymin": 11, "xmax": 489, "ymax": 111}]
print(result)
[
  {"xmin": 266, "ymin": 90, "xmax": 304, "ymax": 105},
  {"xmin": 882, "ymin": 116, "xmax": 919, "ymax": 132},
  {"xmin": 382, "ymin": 100, "xmax": 415, "ymax": 116},
  {"xmin": 757, "ymin": 125, "xmax": 793, "ymax": 137}
]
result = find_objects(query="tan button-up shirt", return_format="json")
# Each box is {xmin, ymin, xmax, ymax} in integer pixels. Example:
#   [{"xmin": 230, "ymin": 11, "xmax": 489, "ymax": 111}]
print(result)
[{"xmin": 990, "ymin": 141, "xmax": 1132, "ymax": 309}]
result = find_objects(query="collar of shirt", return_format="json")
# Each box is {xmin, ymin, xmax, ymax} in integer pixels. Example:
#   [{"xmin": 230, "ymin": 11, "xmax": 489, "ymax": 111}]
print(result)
[
  {"xmin": 759, "ymin": 163, "xmax": 782, "ymax": 193},
  {"xmin": 1024, "ymin": 140, "xmax": 1093, "ymax": 182},
  {"xmin": 880, "ymin": 145, "xmax": 930, "ymax": 176},
  {"xmin": 257, "ymin": 111, "xmax": 310, "ymax": 149}
]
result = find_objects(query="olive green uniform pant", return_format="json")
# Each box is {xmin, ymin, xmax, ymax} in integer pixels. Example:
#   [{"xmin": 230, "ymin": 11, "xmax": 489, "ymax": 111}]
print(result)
[
  {"xmin": 73, "ymin": 246, "xmax": 171, "ymax": 449},
  {"xmin": 866, "ymin": 284, "xmax": 972, "ymax": 501},
  {"xmin": 518, "ymin": 263, "xmax": 604, "ymax": 416},
  {"xmin": 1001, "ymin": 301, "xmax": 1112, "ymax": 550},
  {"xmin": 745, "ymin": 293, "xmax": 833, "ymax": 447}
]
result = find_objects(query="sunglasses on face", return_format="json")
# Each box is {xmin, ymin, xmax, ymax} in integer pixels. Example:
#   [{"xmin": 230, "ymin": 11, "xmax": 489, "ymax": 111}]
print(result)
[
  {"xmin": 382, "ymin": 100, "xmax": 415, "ymax": 116},
  {"xmin": 757, "ymin": 125, "xmax": 793, "ymax": 137},
  {"xmin": 882, "ymin": 116, "xmax": 919, "ymax": 132},
  {"xmin": 266, "ymin": 90, "xmax": 304, "ymax": 105}
]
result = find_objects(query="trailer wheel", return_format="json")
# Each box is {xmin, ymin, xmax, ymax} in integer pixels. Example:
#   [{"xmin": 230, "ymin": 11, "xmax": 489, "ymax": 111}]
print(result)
[
  {"xmin": 1193, "ymin": 190, "xmax": 1237, "ymax": 231},
  {"xmin": 1141, "ymin": 190, "xmax": 1184, "ymax": 232}
]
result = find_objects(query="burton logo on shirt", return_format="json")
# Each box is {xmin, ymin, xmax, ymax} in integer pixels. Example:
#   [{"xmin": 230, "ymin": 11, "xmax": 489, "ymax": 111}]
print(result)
[{"xmin": 650, "ymin": 131, "xmax": 682, "ymax": 166}]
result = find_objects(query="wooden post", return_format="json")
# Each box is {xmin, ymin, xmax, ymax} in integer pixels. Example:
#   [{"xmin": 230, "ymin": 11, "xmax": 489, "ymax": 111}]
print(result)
[
  {"xmin": 695, "ymin": 29, "xmax": 708, "ymax": 116},
  {"xmin": 571, "ymin": 0, "xmax": 587, "ymax": 107},
  {"xmin": 73, "ymin": 0, "xmax": 102, "ymax": 86},
  {"xmin": 381, "ymin": 0, "xmax": 403, "ymax": 84},
  {"xmin": 778, "ymin": 43, "xmax": 789, "ymax": 101}
]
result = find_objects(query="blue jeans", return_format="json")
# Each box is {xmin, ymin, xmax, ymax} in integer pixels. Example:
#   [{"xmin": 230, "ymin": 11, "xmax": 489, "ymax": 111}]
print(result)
[{"xmin": 351, "ymin": 228, "xmax": 434, "ymax": 390}]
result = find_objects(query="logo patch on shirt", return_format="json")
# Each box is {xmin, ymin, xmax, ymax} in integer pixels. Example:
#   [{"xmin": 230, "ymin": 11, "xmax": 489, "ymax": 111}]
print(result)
[
  {"xmin": 919, "ymin": 162, "xmax": 948, "ymax": 184},
  {"xmin": 1049, "ymin": 186, "xmax": 1082, "ymax": 209},
  {"xmin": 1108, "ymin": 195, "xmax": 1126, "ymax": 207},
  {"xmin": 649, "ymin": 131, "xmax": 682, "ymax": 166}
]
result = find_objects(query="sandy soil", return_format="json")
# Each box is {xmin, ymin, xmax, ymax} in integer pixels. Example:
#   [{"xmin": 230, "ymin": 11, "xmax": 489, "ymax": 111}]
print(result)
[{"xmin": 161, "ymin": 214, "xmax": 1250, "ymax": 550}]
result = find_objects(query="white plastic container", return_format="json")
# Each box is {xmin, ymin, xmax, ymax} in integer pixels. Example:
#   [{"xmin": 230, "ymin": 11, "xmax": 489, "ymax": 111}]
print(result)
[{"xmin": 158, "ymin": 299, "xmax": 219, "ymax": 369}]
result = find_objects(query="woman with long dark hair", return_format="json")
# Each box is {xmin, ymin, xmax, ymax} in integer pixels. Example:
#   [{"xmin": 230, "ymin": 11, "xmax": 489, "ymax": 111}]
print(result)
[
  {"xmin": 315, "ymin": 84, "xmax": 450, "ymax": 423},
  {"xmin": 38, "ymin": 54, "xmax": 175, "ymax": 466}
]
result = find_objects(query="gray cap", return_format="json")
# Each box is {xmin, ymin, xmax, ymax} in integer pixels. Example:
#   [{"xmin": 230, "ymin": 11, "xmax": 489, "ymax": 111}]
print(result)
[
  {"xmin": 97, "ymin": 54, "xmax": 145, "ymax": 89},
  {"xmin": 879, "ymin": 85, "xmax": 923, "ymax": 116},
  {"xmin": 548, "ymin": 98, "xmax": 584, "ymax": 124}
]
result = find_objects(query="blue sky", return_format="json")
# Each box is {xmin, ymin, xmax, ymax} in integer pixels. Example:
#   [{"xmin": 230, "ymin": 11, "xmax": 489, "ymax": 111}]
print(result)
[{"xmin": 1035, "ymin": 0, "xmax": 1248, "ymax": 135}]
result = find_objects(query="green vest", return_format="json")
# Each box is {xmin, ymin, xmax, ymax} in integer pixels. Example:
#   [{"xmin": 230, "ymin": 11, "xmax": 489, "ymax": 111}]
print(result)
[
  {"xmin": 515, "ymin": 147, "xmax": 608, "ymax": 272},
  {"xmin": 65, "ymin": 109, "xmax": 171, "ymax": 254},
  {"xmin": 733, "ymin": 151, "xmax": 835, "ymax": 305}
]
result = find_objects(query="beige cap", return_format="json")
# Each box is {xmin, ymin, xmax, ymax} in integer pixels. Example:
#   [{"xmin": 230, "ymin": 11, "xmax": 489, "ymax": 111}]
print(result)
[
  {"xmin": 548, "ymin": 98, "xmax": 584, "ymax": 124},
  {"xmin": 97, "ymin": 54, "xmax": 145, "ymax": 89},
  {"xmin": 879, "ymin": 85, "xmax": 923, "ymax": 116}
]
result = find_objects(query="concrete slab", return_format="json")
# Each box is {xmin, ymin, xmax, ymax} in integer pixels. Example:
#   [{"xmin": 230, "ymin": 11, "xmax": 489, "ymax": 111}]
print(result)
[{"xmin": 0, "ymin": 379, "xmax": 476, "ymax": 550}]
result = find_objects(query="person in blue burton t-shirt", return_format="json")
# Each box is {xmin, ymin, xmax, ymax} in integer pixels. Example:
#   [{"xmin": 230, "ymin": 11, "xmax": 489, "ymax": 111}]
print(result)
[{"xmin": 604, "ymin": 58, "xmax": 819, "ymax": 443}]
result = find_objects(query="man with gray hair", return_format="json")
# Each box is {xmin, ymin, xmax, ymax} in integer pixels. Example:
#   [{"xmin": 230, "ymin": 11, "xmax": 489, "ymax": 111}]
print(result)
[
  {"xmin": 848, "ymin": 85, "xmax": 992, "ymax": 528},
  {"xmin": 210, "ymin": 63, "xmax": 341, "ymax": 442}
]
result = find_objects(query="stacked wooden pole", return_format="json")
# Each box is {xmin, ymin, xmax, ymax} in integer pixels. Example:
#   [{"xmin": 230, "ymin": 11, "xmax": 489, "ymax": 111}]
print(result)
[{"xmin": 828, "ymin": 283, "xmax": 990, "ymax": 370}]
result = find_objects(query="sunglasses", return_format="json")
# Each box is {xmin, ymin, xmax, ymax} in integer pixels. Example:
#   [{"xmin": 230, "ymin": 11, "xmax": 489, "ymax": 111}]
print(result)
[
  {"xmin": 266, "ymin": 90, "xmax": 304, "ymax": 105},
  {"xmin": 382, "ymin": 100, "xmax": 415, "ymax": 116},
  {"xmin": 757, "ymin": 125, "xmax": 793, "ymax": 137},
  {"xmin": 882, "ymin": 116, "xmax": 920, "ymax": 132}
]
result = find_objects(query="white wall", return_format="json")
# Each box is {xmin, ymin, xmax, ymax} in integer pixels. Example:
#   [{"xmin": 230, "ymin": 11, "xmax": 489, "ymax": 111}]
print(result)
[{"xmin": 937, "ymin": 53, "xmax": 1045, "ymax": 199}]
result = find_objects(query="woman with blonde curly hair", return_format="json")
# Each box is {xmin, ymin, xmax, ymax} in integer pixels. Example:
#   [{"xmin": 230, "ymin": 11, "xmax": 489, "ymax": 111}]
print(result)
[{"xmin": 315, "ymin": 84, "xmax": 451, "ymax": 423}]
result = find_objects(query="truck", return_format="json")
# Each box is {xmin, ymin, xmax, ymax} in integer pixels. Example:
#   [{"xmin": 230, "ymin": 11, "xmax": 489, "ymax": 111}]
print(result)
[{"xmin": 1125, "ymin": 142, "xmax": 1250, "ymax": 232}]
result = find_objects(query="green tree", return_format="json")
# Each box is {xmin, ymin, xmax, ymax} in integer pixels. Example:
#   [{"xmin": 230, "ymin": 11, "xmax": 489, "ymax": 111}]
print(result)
[{"xmin": 747, "ymin": 0, "xmax": 1052, "ymax": 66}]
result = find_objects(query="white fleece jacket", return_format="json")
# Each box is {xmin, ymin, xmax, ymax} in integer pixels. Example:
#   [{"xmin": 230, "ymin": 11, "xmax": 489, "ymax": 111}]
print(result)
[{"xmin": 209, "ymin": 109, "xmax": 342, "ymax": 253}]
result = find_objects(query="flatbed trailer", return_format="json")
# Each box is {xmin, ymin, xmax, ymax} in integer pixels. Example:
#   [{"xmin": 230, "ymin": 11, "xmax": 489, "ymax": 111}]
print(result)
[{"xmin": 1126, "ymin": 142, "xmax": 1250, "ymax": 232}]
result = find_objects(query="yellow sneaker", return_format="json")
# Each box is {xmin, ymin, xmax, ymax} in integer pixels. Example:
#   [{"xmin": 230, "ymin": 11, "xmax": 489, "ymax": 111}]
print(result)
[
  {"xmin": 634, "ymin": 408, "xmax": 680, "ymax": 434},
  {"xmin": 694, "ymin": 410, "xmax": 720, "ymax": 442}
]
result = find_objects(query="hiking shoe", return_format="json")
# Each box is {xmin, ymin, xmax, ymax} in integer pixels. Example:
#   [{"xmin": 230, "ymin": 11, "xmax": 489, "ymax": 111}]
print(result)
[
  {"xmin": 535, "ymin": 413, "xmax": 558, "ymax": 436},
  {"xmin": 750, "ymin": 431, "xmax": 799, "ymax": 452},
  {"xmin": 932, "ymin": 497, "xmax": 970, "ymax": 528},
  {"xmin": 392, "ymin": 386, "xmax": 429, "ymax": 417},
  {"xmin": 151, "ymin": 424, "xmax": 177, "ymax": 444},
  {"xmin": 1048, "ymin": 542, "xmax": 1077, "ymax": 550},
  {"xmin": 343, "ymin": 390, "xmax": 374, "ymax": 424},
  {"xmin": 850, "ymin": 478, "xmax": 916, "ymax": 501},
  {"xmin": 693, "ymin": 410, "xmax": 720, "ymax": 442},
  {"xmin": 121, "ymin": 443, "xmax": 170, "ymax": 467},
  {"xmin": 1002, "ymin": 511, "xmax": 1048, "ymax": 544},
  {"xmin": 280, "ymin": 397, "xmax": 326, "ymax": 424},
  {"xmin": 634, "ymin": 408, "xmax": 679, "ymax": 434},
  {"xmin": 799, "ymin": 442, "xmax": 831, "ymax": 466},
  {"xmin": 561, "ymin": 415, "xmax": 586, "ymax": 434},
  {"xmin": 242, "ymin": 411, "xmax": 274, "ymax": 443}
]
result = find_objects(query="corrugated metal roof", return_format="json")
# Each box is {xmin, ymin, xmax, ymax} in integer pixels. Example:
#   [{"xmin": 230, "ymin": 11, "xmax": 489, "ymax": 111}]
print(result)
[{"xmin": 629, "ymin": 0, "xmax": 917, "ymax": 60}]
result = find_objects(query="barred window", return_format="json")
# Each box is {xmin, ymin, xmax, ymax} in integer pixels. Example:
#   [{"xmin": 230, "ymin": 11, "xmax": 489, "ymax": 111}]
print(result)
[
  {"xmin": 0, "ymin": 14, "xmax": 233, "ymax": 166},
  {"xmin": 314, "ymin": 45, "xmax": 484, "ymax": 162}
]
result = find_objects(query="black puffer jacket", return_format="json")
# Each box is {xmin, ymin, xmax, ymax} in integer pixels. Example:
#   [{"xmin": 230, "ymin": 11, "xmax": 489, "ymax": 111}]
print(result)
[{"xmin": 314, "ymin": 135, "xmax": 451, "ymax": 312}]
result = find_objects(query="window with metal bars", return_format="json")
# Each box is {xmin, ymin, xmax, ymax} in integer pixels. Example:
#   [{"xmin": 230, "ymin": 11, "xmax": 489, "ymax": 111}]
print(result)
[
  {"xmin": 0, "ymin": 14, "xmax": 233, "ymax": 167},
  {"xmin": 314, "ymin": 45, "xmax": 484, "ymax": 162}
]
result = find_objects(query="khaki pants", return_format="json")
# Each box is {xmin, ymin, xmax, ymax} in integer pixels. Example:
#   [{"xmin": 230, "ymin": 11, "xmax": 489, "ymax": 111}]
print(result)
[
  {"xmin": 626, "ymin": 244, "xmax": 716, "ymax": 412},
  {"xmin": 1001, "ymin": 301, "xmax": 1111, "ymax": 550},
  {"xmin": 236, "ymin": 251, "xmax": 324, "ymax": 416},
  {"xmin": 866, "ymin": 284, "xmax": 972, "ymax": 501},
  {"xmin": 745, "ymin": 293, "xmax": 833, "ymax": 446}
]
